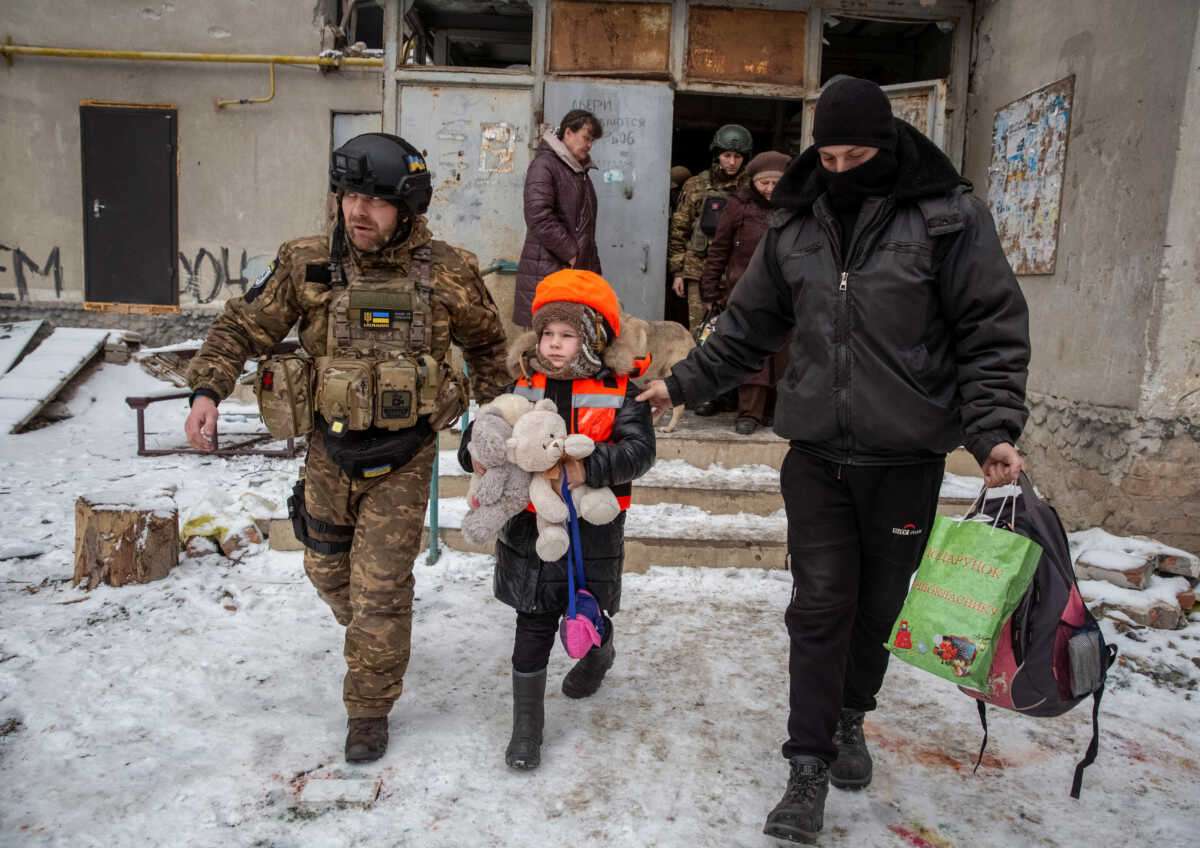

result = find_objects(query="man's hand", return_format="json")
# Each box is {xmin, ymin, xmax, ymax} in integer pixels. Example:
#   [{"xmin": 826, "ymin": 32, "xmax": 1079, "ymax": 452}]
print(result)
[
  {"xmin": 981, "ymin": 442, "xmax": 1024, "ymax": 488},
  {"xmin": 635, "ymin": 379, "xmax": 674, "ymax": 420},
  {"xmin": 184, "ymin": 396, "xmax": 219, "ymax": 451},
  {"xmin": 672, "ymin": 276, "xmax": 685, "ymax": 297}
]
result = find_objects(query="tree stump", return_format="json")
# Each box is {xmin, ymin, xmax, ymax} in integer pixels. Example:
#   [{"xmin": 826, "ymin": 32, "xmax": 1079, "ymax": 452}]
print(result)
[{"xmin": 74, "ymin": 489, "xmax": 179, "ymax": 589}]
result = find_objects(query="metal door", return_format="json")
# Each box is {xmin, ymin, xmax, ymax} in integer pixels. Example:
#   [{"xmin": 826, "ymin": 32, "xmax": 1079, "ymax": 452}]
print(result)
[
  {"xmin": 544, "ymin": 80, "xmax": 673, "ymax": 321},
  {"xmin": 801, "ymin": 80, "xmax": 948, "ymax": 153},
  {"xmin": 399, "ymin": 87, "xmax": 531, "ymax": 275},
  {"xmin": 80, "ymin": 105, "xmax": 177, "ymax": 305}
]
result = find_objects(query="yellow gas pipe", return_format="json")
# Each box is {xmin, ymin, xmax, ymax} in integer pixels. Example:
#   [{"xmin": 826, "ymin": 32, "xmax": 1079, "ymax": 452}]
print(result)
[{"xmin": 1, "ymin": 39, "xmax": 383, "ymax": 108}]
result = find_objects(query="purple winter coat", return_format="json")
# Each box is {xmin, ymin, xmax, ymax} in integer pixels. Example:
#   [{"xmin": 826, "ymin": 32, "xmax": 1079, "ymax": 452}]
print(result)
[{"xmin": 513, "ymin": 131, "xmax": 602, "ymax": 326}]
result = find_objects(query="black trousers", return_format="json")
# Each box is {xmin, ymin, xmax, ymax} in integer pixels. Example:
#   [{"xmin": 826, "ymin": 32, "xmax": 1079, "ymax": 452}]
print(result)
[
  {"xmin": 512, "ymin": 610, "xmax": 561, "ymax": 673},
  {"xmin": 779, "ymin": 448, "xmax": 943, "ymax": 763}
]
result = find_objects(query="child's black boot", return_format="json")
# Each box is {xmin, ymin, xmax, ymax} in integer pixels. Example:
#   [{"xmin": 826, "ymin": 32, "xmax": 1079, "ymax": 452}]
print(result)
[{"xmin": 505, "ymin": 667, "xmax": 546, "ymax": 770}]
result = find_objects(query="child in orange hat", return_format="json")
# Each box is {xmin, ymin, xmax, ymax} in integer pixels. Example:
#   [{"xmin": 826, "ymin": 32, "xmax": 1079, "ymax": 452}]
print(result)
[{"xmin": 458, "ymin": 269, "xmax": 655, "ymax": 770}]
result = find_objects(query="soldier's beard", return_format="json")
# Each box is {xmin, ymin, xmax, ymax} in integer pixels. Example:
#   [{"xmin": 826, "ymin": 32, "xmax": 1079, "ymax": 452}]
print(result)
[{"xmin": 347, "ymin": 217, "xmax": 396, "ymax": 252}]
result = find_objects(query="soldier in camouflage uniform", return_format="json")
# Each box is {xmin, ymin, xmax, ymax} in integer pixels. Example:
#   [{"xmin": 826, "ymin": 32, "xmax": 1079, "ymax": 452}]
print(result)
[
  {"xmin": 667, "ymin": 124, "xmax": 753, "ymax": 334},
  {"xmin": 184, "ymin": 133, "xmax": 509, "ymax": 763}
]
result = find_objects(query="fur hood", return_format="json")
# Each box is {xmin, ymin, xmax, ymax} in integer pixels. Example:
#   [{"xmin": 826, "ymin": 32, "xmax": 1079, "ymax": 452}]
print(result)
[{"xmin": 505, "ymin": 315, "xmax": 646, "ymax": 381}]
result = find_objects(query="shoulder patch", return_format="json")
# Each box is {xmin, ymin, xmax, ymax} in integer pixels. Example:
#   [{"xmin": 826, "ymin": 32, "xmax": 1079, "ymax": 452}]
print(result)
[
  {"xmin": 244, "ymin": 259, "xmax": 276, "ymax": 303},
  {"xmin": 305, "ymin": 263, "xmax": 332, "ymax": 284}
]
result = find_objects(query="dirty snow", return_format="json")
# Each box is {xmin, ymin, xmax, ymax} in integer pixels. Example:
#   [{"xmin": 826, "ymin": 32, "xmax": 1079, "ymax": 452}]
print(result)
[{"xmin": 1, "ymin": 359, "xmax": 1198, "ymax": 848}]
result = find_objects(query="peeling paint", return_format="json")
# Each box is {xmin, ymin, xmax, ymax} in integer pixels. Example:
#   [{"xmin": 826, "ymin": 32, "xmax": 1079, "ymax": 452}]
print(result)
[{"xmin": 479, "ymin": 123, "xmax": 515, "ymax": 174}]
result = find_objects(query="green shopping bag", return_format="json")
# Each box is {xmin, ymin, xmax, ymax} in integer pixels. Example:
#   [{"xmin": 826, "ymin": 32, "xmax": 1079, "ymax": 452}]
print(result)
[{"xmin": 885, "ymin": 500, "xmax": 1042, "ymax": 692}]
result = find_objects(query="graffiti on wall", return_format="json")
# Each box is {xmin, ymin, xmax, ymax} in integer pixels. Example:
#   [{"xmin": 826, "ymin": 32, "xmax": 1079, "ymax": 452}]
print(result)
[
  {"xmin": 0, "ymin": 240, "xmax": 270, "ymax": 305},
  {"xmin": 987, "ymin": 76, "xmax": 1074, "ymax": 275},
  {"xmin": 178, "ymin": 247, "xmax": 272, "ymax": 305},
  {"xmin": 0, "ymin": 243, "xmax": 64, "ymax": 301}
]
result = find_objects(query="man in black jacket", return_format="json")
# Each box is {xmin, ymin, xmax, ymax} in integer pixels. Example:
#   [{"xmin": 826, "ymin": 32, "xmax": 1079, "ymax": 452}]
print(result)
[{"xmin": 637, "ymin": 77, "xmax": 1030, "ymax": 842}]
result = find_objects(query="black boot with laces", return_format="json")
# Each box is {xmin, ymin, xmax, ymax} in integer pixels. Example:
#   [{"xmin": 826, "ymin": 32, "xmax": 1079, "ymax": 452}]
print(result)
[
  {"xmin": 762, "ymin": 755, "xmax": 829, "ymax": 843},
  {"xmin": 830, "ymin": 708, "xmax": 873, "ymax": 789}
]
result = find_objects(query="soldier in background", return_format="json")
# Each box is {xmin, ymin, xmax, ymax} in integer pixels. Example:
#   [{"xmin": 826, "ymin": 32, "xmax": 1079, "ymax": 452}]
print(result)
[
  {"xmin": 667, "ymin": 124, "xmax": 753, "ymax": 336},
  {"xmin": 664, "ymin": 165, "xmax": 693, "ymax": 326},
  {"xmin": 184, "ymin": 133, "xmax": 509, "ymax": 763}
]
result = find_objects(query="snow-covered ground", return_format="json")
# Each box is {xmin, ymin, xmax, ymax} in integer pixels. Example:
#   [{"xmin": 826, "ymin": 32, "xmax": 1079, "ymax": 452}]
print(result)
[{"xmin": 1, "ymin": 359, "xmax": 1198, "ymax": 847}]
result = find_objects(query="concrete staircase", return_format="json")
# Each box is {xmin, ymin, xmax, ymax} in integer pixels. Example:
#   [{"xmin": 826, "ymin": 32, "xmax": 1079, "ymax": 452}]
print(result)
[{"xmin": 424, "ymin": 412, "xmax": 984, "ymax": 572}]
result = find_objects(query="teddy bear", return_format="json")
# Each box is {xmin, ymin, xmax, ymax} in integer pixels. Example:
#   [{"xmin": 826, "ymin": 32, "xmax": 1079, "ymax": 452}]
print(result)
[
  {"xmin": 507, "ymin": 398, "xmax": 621, "ymax": 562},
  {"xmin": 460, "ymin": 393, "xmax": 535, "ymax": 547}
]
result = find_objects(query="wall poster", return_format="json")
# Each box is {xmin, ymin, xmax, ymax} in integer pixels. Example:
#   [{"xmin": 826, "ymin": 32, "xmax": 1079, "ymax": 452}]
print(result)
[{"xmin": 987, "ymin": 76, "xmax": 1074, "ymax": 275}]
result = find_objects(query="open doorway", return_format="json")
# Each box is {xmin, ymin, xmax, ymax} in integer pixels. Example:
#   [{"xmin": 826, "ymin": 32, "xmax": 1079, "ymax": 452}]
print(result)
[
  {"xmin": 671, "ymin": 92, "xmax": 806, "ymax": 176},
  {"xmin": 665, "ymin": 92, "xmax": 804, "ymax": 323}
]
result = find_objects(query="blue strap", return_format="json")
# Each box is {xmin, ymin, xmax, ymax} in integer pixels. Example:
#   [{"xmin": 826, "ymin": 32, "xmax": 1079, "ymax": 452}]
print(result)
[{"xmin": 561, "ymin": 471, "xmax": 587, "ymax": 619}]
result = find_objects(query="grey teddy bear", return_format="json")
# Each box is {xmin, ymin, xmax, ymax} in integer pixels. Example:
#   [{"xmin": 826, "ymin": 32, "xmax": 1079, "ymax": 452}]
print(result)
[{"xmin": 460, "ymin": 394, "xmax": 534, "ymax": 547}]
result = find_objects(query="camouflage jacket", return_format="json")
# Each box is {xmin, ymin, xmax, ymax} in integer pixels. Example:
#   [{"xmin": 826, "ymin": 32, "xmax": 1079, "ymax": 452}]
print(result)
[
  {"xmin": 667, "ymin": 166, "xmax": 748, "ymax": 280},
  {"xmin": 187, "ymin": 217, "xmax": 510, "ymax": 406}
]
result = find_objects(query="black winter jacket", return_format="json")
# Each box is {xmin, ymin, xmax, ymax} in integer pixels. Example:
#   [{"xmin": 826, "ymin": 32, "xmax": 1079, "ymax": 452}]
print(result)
[
  {"xmin": 458, "ymin": 374, "xmax": 655, "ymax": 615},
  {"xmin": 667, "ymin": 119, "xmax": 1030, "ymax": 466}
]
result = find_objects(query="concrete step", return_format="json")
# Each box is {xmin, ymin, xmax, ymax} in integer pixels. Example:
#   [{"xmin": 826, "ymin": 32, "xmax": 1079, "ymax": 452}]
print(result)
[
  {"xmin": 435, "ymin": 451, "xmax": 984, "ymax": 518},
  {"xmin": 422, "ymin": 498, "xmax": 788, "ymax": 571},
  {"xmin": 438, "ymin": 413, "xmax": 981, "ymax": 480}
]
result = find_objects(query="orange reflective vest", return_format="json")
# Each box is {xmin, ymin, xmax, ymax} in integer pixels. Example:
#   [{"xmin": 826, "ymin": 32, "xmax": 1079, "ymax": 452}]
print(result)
[{"xmin": 514, "ymin": 371, "xmax": 632, "ymax": 510}]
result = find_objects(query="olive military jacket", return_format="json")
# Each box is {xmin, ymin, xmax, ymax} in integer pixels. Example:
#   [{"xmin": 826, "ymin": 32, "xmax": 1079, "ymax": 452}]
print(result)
[{"xmin": 666, "ymin": 166, "xmax": 749, "ymax": 281}]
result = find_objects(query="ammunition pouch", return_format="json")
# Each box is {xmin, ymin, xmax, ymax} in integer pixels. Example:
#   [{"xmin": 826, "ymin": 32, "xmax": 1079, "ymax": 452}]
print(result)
[
  {"xmin": 287, "ymin": 480, "xmax": 353, "ymax": 555},
  {"xmin": 316, "ymin": 353, "xmax": 464, "ymax": 435},
  {"xmin": 317, "ymin": 415, "xmax": 434, "ymax": 479},
  {"xmin": 425, "ymin": 359, "xmax": 468, "ymax": 431},
  {"xmin": 316, "ymin": 357, "xmax": 374, "ymax": 436},
  {"xmin": 255, "ymin": 353, "xmax": 314, "ymax": 440}
]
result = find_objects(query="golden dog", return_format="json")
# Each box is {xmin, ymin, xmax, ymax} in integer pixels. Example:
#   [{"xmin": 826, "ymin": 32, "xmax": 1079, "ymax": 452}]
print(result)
[{"xmin": 619, "ymin": 314, "xmax": 695, "ymax": 432}]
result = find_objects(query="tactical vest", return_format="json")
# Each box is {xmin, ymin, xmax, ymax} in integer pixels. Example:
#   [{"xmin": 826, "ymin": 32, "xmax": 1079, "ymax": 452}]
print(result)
[
  {"xmin": 688, "ymin": 171, "xmax": 738, "ymax": 254},
  {"xmin": 514, "ymin": 371, "xmax": 632, "ymax": 511}
]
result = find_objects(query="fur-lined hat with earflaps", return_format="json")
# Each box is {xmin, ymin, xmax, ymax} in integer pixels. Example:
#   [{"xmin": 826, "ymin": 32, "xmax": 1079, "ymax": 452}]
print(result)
[{"xmin": 507, "ymin": 269, "xmax": 643, "ymax": 380}]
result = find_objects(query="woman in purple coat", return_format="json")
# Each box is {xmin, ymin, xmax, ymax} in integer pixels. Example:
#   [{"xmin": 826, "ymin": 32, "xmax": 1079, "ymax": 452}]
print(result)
[
  {"xmin": 513, "ymin": 110, "xmax": 604, "ymax": 326},
  {"xmin": 699, "ymin": 151, "xmax": 792, "ymax": 434}
]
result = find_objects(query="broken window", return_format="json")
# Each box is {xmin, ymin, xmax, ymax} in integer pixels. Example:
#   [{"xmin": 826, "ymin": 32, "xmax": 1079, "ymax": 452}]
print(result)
[
  {"xmin": 403, "ymin": 1, "xmax": 534, "ymax": 70},
  {"xmin": 820, "ymin": 16, "xmax": 953, "ymax": 85}
]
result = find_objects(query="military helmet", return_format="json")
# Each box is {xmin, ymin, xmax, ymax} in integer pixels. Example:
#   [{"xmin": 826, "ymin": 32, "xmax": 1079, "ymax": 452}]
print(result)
[
  {"xmin": 709, "ymin": 124, "xmax": 753, "ymax": 158},
  {"xmin": 330, "ymin": 133, "xmax": 432, "ymax": 215}
]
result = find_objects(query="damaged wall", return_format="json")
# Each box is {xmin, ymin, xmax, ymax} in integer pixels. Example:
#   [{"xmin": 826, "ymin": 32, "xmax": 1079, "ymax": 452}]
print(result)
[
  {"xmin": 966, "ymin": 0, "xmax": 1200, "ymax": 550},
  {"xmin": 0, "ymin": 0, "xmax": 380, "ymax": 313}
]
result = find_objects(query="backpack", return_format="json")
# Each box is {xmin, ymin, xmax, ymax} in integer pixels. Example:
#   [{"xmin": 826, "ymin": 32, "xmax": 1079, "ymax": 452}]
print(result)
[{"xmin": 966, "ymin": 472, "xmax": 1118, "ymax": 798}]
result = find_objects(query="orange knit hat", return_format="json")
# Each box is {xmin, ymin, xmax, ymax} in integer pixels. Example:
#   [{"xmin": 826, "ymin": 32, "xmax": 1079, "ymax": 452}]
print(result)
[{"xmin": 531, "ymin": 269, "xmax": 621, "ymax": 339}]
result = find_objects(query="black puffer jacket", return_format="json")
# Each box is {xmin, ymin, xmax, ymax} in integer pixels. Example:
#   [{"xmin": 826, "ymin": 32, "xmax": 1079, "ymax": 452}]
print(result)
[
  {"xmin": 458, "ymin": 375, "xmax": 654, "ymax": 615},
  {"xmin": 667, "ymin": 119, "xmax": 1030, "ymax": 466}
]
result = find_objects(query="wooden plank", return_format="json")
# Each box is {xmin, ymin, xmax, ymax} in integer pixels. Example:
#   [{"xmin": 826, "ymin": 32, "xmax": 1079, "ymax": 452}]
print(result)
[
  {"xmin": 0, "ymin": 320, "xmax": 46, "ymax": 375},
  {"xmin": 0, "ymin": 327, "xmax": 109, "ymax": 434}
]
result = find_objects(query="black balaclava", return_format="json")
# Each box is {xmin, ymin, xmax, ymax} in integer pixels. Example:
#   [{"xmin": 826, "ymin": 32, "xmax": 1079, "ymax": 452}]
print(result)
[{"xmin": 812, "ymin": 76, "xmax": 900, "ymax": 253}]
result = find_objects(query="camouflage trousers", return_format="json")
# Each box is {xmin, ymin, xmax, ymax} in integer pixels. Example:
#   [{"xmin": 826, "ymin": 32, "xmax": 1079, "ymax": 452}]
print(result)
[
  {"xmin": 686, "ymin": 279, "xmax": 707, "ymax": 335},
  {"xmin": 302, "ymin": 429, "xmax": 436, "ymax": 718}
]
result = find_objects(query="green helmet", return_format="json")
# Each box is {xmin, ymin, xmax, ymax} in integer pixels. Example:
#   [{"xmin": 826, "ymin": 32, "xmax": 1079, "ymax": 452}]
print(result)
[{"xmin": 709, "ymin": 124, "xmax": 753, "ymax": 159}]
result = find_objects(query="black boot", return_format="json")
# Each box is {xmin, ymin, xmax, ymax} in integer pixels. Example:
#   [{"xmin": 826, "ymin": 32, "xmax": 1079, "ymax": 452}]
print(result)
[
  {"xmin": 561, "ymin": 618, "xmax": 614, "ymax": 699},
  {"xmin": 830, "ymin": 708, "xmax": 873, "ymax": 789},
  {"xmin": 505, "ymin": 668, "xmax": 546, "ymax": 770},
  {"xmin": 345, "ymin": 716, "xmax": 389, "ymax": 763},
  {"xmin": 762, "ymin": 755, "xmax": 829, "ymax": 844}
]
